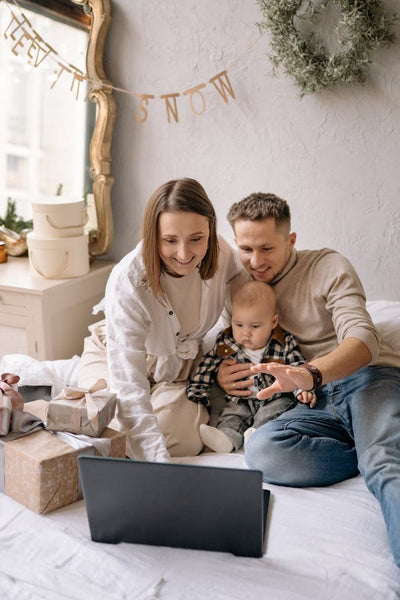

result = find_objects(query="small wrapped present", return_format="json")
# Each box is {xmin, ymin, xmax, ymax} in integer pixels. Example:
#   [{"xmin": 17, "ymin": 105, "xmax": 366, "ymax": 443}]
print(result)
[
  {"xmin": 22, "ymin": 399, "xmax": 48, "ymax": 422},
  {"xmin": 0, "ymin": 373, "xmax": 24, "ymax": 436},
  {"xmin": 0, "ymin": 395, "xmax": 12, "ymax": 437},
  {"xmin": 0, "ymin": 373, "xmax": 23, "ymax": 411},
  {"xmin": 1, "ymin": 400, "xmax": 126, "ymax": 514},
  {"xmin": 26, "ymin": 400, "xmax": 125, "ymax": 459},
  {"xmin": 46, "ymin": 379, "xmax": 116, "ymax": 437}
]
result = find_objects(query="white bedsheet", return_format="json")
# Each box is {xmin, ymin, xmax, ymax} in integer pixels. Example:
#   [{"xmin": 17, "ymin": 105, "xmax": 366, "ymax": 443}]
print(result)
[
  {"xmin": 1, "ymin": 299, "xmax": 400, "ymax": 599},
  {"xmin": 0, "ymin": 452, "xmax": 399, "ymax": 600}
]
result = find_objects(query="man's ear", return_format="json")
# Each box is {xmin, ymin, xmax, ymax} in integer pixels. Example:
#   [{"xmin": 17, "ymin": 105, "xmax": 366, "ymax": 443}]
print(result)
[{"xmin": 289, "ymin": 232, "xmax": 297, "ymax": 248}]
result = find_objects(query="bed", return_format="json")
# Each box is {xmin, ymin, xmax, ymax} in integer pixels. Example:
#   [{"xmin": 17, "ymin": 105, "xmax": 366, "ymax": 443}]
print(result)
[{"xmin": 0, "ymin": 300, "xmax": 399, "ymax": 599}]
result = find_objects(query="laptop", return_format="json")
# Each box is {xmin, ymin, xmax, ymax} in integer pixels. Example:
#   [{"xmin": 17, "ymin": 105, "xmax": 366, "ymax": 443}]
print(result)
[{"xmin": 78, "ymin": 455, "xmax": 270, "ymax": 558}]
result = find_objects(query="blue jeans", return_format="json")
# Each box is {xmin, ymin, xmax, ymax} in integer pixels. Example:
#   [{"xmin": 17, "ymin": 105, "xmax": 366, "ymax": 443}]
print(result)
[{"xmin": 245, "ymin": 366, "xmax": 400, "ymax": 566}]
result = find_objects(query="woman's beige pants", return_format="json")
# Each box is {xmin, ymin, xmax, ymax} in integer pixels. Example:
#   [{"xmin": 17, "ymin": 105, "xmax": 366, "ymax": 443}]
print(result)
[{"xmin": 78, "ymin": 320, "xmax": 208, "ymax": 457}]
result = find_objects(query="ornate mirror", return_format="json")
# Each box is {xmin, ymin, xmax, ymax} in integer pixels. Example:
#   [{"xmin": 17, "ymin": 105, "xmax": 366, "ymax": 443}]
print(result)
[{"xmin": 0, "ymin": 0, "xmax": 115, "ymax": 256}]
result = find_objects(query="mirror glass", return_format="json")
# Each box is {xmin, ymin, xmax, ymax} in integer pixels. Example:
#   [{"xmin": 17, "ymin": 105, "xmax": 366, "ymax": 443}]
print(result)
[
  {"xmin": 0, "ymin": 0, "xmax": 114, "ymax": 256},
  {"xmin": 0, "ymin": 1, "xmax": 93, "ymax": 217}
]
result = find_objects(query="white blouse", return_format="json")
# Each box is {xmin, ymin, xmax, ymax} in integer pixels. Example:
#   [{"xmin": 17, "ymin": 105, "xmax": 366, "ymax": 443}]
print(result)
[{"xmin": 104, "ymin": 236, "xmax": 247, "ymax": 462}]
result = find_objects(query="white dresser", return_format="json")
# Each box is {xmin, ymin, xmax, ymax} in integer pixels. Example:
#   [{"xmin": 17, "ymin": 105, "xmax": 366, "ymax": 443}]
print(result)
[{"xmin": 0, "ymin": 257, "xmax": 114, "ymax": 360}]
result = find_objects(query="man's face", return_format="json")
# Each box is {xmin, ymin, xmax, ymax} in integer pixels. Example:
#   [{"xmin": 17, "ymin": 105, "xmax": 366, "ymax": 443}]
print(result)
[{"xmin": 234, "ymin": 218, "xmax": 296, "ymax": 283}]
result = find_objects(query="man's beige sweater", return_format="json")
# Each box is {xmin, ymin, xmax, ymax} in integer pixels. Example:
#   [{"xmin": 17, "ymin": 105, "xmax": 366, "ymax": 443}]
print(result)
[{"xmin": 270, "ymin": 248, "xmax": 398, "ymax": 368}]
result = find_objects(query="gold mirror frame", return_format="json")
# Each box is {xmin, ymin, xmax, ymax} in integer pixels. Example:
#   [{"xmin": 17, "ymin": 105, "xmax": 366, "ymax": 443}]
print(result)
[{"xmin": 72, "ymin": 0, "xmax": 115, "ymax": 256}]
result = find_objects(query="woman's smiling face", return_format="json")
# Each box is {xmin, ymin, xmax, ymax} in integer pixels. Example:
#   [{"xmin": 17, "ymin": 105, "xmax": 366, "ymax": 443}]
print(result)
[{"xmin": 158, "ymin": 211, "xmax": 210, "ymax": 276}]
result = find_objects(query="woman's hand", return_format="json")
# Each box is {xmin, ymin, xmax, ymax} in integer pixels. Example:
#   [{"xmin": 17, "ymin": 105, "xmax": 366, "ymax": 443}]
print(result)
[
  {"xmin": 216, "ymin": 358, "xmax": 254, "ymax": 397},
  {"xmin": 251, "ymin": 363, "xmax": 315, "ymax": 400}
]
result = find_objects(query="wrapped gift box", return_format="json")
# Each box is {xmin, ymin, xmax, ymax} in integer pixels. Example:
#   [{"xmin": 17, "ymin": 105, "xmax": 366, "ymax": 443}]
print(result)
[
  {"xmin": 23, "ymin": 399, "xmax": 48, "ymax": 421},
  {"xmin": 1, "ymin": 380, "xmax": 21, "ymax": 436},
  {"xmin": 46, "ymin": 384, "xmax": 116, "ymax": 437},
  {"xmin": 4, "ymin": 429, "xmax": 80, "ymax": 513},
  {"xmin": 24, "ymin": 400, "xmax": 125, "ymax": 457},
  {"xmin": 0, "ymin": 395, "xmax": 12, "ymax": 436},
  {"xmin": 1, "ymin": 400, "xmax": 125, "ymax": 514}
]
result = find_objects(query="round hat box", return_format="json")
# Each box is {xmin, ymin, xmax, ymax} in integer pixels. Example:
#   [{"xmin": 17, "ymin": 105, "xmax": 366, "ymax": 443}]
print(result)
[
  {"xmin": 27, "ymin": 232, "xmax": 90, "ymax": 279},
  {"xmin": 32, "ymin": 197, "xmax": 88, "ymax": 238}
]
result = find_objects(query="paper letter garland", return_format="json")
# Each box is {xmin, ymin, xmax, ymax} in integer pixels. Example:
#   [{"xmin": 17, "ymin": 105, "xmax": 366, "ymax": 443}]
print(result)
[
  {"xmin": 147, "ymin": 71, "xmax": 235, "ymax": 124},
  {"xmin": 1, "ymin": 0, "xmax": 255, "ymax": 123}
]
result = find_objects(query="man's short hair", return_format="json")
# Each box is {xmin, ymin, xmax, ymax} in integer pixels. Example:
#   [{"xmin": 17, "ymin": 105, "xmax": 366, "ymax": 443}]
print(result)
[{"xmin": 227, "ymin": 192, "xmax": 291, "ymax": 231}]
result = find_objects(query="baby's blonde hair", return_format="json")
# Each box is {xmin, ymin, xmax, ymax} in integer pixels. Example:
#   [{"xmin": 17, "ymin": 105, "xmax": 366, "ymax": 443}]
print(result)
[{"xmin": 232, "ymin": 280, "xmax": 277, "ymax": 313}]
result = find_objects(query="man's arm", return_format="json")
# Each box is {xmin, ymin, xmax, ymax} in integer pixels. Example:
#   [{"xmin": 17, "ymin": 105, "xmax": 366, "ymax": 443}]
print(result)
[
  {"xmin": 252, "ymin": 337, "xmax": 372, "ymax": 400},
  {"xmin": 307, "ymin": 337, "xmax": 372, "ymax": 385}
]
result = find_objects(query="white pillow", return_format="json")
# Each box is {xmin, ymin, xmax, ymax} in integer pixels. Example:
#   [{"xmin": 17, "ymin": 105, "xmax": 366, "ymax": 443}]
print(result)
[{"xmin": 367, "ymin": 300, "xmax": 400, "ymax": 352}]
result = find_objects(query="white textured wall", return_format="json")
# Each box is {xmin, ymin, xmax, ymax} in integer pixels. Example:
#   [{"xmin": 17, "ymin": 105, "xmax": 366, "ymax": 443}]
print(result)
[{"xmin": 104, "ymin": 0, "xmax": 400, "ymax": 300}]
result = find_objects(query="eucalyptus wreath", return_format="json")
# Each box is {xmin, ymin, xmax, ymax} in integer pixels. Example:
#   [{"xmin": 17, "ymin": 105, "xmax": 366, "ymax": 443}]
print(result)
[{"xmin": 257, "ymin": 0, "xmax": 397, "ymax": 94}]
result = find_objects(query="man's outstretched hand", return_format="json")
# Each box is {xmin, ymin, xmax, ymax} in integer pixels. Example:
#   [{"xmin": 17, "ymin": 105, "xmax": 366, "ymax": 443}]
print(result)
[{"xmin": 251, "ymin": 363, "xmax": 316, "ymax": 405}]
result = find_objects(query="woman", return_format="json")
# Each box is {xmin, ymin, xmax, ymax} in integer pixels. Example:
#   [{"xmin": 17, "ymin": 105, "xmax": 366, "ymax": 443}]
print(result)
[{"xmin": 78, "ymin": 178, "xmax": 247, "ymax": 462}]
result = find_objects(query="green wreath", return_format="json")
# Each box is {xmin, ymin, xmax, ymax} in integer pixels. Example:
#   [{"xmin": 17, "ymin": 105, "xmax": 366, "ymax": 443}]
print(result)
[{"xmin": 257, "ymin": 0, "xmax": 397, "ymax": 94}]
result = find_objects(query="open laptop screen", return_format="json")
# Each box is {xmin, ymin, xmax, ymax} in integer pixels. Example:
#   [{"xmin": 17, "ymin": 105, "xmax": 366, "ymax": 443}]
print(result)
[{"xmin": 78, "ymin": 456, "xmax": 270, "ymax": 558}]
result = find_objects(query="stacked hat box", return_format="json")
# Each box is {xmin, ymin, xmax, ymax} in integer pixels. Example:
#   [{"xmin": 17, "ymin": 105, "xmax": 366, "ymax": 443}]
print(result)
[{"xmin": 27, "ymin": 197, "xmax": 89, "ymax": 279}]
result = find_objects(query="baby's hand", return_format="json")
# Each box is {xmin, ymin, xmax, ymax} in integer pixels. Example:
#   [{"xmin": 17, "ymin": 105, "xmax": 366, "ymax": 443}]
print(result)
[{"xmin": 296, "ymin": 389, "xmax": 317, "ymax": 408}]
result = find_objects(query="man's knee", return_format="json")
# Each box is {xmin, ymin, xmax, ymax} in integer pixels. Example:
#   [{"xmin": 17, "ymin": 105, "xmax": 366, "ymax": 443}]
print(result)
[{"xmin": 244, "ymin": 424, "xmax": 280, "ymax": 479}]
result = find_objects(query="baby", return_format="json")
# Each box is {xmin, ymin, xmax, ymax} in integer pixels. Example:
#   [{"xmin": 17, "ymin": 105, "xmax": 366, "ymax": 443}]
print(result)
[{"xmin": 187, "ymin": 280, "xmax": 315, "ymax": 452}]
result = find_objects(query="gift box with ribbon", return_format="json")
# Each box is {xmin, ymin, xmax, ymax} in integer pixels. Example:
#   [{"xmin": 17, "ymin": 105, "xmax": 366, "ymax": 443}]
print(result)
[
  {"xmin": 46, "ymin": 379, "xmax": 116, "ymax": 437},
  {"xmin": 0, "ymin": 395, "xmax": 12, "ymax": 437},
  {"xmin": 1, "ymin": 400, "xmax": 126, "ymax": 514},
  {"xmin": 0, "ymin": 373, "xmax": 24, "ymax": 436}
]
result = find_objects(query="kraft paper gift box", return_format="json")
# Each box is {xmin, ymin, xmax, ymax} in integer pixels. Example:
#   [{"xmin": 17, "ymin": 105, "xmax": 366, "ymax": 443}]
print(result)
[
  {"xmin": 1, "ymin": 400, "xmax": 126, "ymax": 514},
  {"xmin": 0, "ymin": 402, "xmax": 44, "ymax": 493},
  {"xmin": 46, "ymin": 379, "xmax": 116, "ymax": 437},
  {"xmin": 4, "ymin": 429, "xmax": 80, "ymax": 513}
]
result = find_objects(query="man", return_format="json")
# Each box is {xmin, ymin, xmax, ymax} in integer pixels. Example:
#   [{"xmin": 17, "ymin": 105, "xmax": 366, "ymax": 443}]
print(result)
[{"xmin": 217, "ymin": 192, "xmax": 400, "ymax": 567}]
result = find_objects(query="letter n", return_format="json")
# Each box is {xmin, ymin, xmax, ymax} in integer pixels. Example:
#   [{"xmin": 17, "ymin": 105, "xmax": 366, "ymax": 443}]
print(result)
[{"xmin": 160, "ymin": 93, "xmax": 180, "ymax": 123}]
